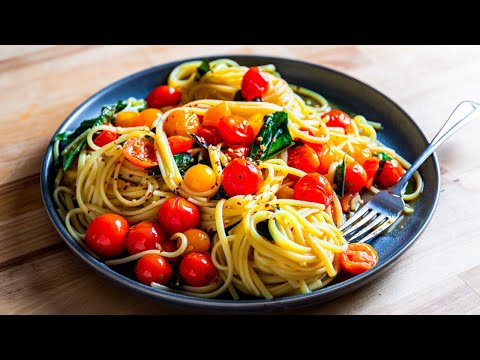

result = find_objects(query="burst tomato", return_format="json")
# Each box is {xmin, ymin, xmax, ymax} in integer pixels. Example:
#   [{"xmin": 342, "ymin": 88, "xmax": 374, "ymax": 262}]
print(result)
[
  {"xmin": 123, "ymin": 138, "xmax": 158, "ymax": 168},
  {"xmin": 167, "ymin": 135, "xmax": 194, "ymax": 155},
  {"xmin": 287, "ymin": 145, "xmax": 320, "ymax": 173},
  {"xmin": 241, "ymin": 67, "xmax": 269, "ymax": 101},
  {"xmin": 340, "ymin": 243, "xmax": 378, "ymax": 275},
  {"xmin": 218, "ymin": 115, "xmax": 255, "ymax": 147},
  {"xmin": 293, "ymin": 172, "xmax": 334, "ymax": 207}
]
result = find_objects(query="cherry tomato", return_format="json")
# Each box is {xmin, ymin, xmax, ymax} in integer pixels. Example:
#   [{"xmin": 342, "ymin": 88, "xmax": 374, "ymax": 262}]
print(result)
[
  {"xmin": 225, "ymin": 144, "xmax": 251, "ymax": 161},
  {"xmin": 137, "ymin": 108, "xmax": 162, "ymax": 129},
  {"xmin": 363, "ymin": 157, "xmax": 380, "ymax": 188},
  {"xmin": 293, "ymin": 172, "xmax": 334, "ymax": 207},
  {"xmin": 376, "ymin": 159, "xmax": 405, "ymax": 188},
  {"xmin": 340, "ymin": 243, "xmax": 378, "ymax": 275},
  {"xmin": 115, "ymin": 111, "xmax": 141, "ymax": 127},
  {"xmin": 344, "ymin": 162, "xmax": 367, "ymax": 194},
  {"xmin": 287, "ymin": 145, "xmax": 320, "ymax": 173},
  {"xmin": 126, "ymin": 221, "xmax": 166, "ymax": 255},
  {"xmin": 203, "ymin": 102, "xmax": 230, "ymax": 128},
  {"xmin": 341, "ymin": 193, "xmax": 356, "ymax": 213},
  {"xmin": 178, "ymin": 228, "xmax": 211, "ymax": 255},
  {"xmin": 248, "ymin": 113, "xmax": 264, "ymax": 138},
  {"xmin": 241, "ymin": 67, "xmax": 270, "ymax": 101},
  {"xmin": 146, "ymin": 85, "xmax": 182, "ymax": 108},
  {"xmin": 222, "ymin": 158, "xmax": 264, "ymax": 197},
  {"xmin": 157, "ymin": 196, "xmax": 201, "ymax": 234},
  {"xmin": 300, "ymin": 129, "xmax": 323, "ymax": 155},
  {"xmin": 197, "ymin": 126, "xmax": 223, "ymax": 145},
  {"xmin": 349, "ymin": 143, "xmax": 372, "ymax": 165},
  {"xmin": 167, "ymin": 135, "xmax": 194, "ymax": 155},
  {"xmin": 318, "ymin": 143, "xmax": 341, "ymax": 174},
  {"xmin": 184, "ymin": 164, "xmax": 216, "ymax": 192},
  {"xmin": 135, "ymin": 254, "xmax": 172, "ymax": 286},
  {"xmin": 85, "ymin": 214, "xmax": 129, "ymax": 258},
  {"xmin": 93, "ymin": 130, "xmax": 117, "ymax": 147},
  {"xmin": 179, "ymin": 252, "xmax": 217, "ymax": 287},
  {"xmin": 123, "ymin": 138, "xmax": 158, "ymax": 168},
  {"xmin": 322, "ymin": 110, "xmax": 353, "ymax": 133},
  {"xmin": 218, "ymin": 115, "xmax": 255, "ymax": 147},
  {"xmin": 163, "ymin": 110, "xmax": 200, "ymax": 137}
]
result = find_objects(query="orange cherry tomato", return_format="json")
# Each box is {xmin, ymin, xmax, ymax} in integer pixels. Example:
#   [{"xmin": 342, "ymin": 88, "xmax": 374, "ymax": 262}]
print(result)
[
  {"xmin": 126, "ymin": 221, "xmax": 166, "ymax": 255},
  {"xmin": 93, "ymin": 130, "xmax": 117, "ymax": 147},
  {"xmin": 222, "ymin": 158, "xmax": 264, "ymax": 197},
  {"xmin": 163, "ymin": 109, "xmax": 200, "ymax": 137},
  {"xmin": 135, "ymin": 254, "xmax": 172, "ymax": 286},
  {"xmin": 179, "ymin": 252, "xmax": 217, "ymax": 287},
  {"xmin": 123, "ymin": 138, "xmax": 158, "ymax": 168},
  {"xmin": 167, "ymin": 135, "xmax": 194, "ymax": 155},
  {"xmin": 363, "ymin": 157, "xmax": 380, "ymax": 188},
  {"xmin": 287, "ymin": 145, "xmax": 320, "ymax": 174},
  {"xmin": 197, "ymin": 126, "xmax": 224, "ymax": 145},
  {"xmin": 349, "ymin": 143, "xmax": 372, "ymax": 165},
  {"xmin": 218, "ymin": 115, "xmax": 255, "ymax": 147},
  {"xmin": 318, "ymin": 143, "xmax": 341, "ymax": 175},
  {"xmin": 344, "ymin": 162, "xmax": 367, "ymax": 194},
  {"xmin": 376, "ymin": 159, "xmax": 405, "ymax": 188},
  {"xmin": 248, "ymin": 113, "xmax": 264, "ymax": 138},
  {"xmin": 146, "ymin": 85, "xmax": 182, "ymax": 108},
  {"xmin": 178, "ymin": 228, "xmax": 211, "ymax": 255},
  {"xmin": 203, "ymin": 102, "xmax": 231, "ymax": 128},
  {"xmin": 241, "ymin": 67, "xmax": 269, "ymax": 101},
  {"xmin": 85, "ymin": 214, "xmax": 129, "ymax": 258},
  {"xmin": 293, "ymin": 172, "xmax": 334, "ymax": 207},
  {"xmin": 157, "ymin": 196, "xmax": 201, "ymax": 234},
  {"xmin": 137, "ymin": 108, "xmax": 162, "ymax": 129},
  {"xmin": 340, "ymin": 243, "xmax": 378, "ymax": 275},
  {"xmin": 115, "ymin": 111, "xmax": 141, "ymax": 127}
]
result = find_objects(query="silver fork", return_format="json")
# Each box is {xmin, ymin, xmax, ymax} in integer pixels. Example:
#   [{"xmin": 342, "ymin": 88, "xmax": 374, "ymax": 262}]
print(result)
[{"xmin": 339, "ymin": 101, "xmax": 480, "ymax": 243}]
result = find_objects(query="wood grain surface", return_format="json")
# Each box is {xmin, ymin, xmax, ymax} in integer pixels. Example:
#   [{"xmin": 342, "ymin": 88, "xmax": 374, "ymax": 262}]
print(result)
[{"xmin": 2, "ymin": 45, "xmax": 480, "ymax": 315}]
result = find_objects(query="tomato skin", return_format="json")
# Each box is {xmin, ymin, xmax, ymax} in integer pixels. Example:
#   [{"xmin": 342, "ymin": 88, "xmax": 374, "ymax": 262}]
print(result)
[
  {"xmin": 203, "ymin": 102, "xmax": 230, "ymax": 128},
  {"xmin": 300, "ymin": 129, "xmax": 323, "ymax": 155},
  {"xmin": 179, "ymin": 252, "xmax": 217, "ymax": 287},
  {"xmin": 322, "ymin": 110, "xmax": 353, "ymax": 133},
  {"xmin": 363, "ymin": 157, "xmax": 380, "ymax": 188},
  {"xmin": 183, "ymin": 164, "xmax": 217, "ymax": 192},
  {"xmin": 123, "ymin": 138, "xmax": 158, "ymax": 168},
  {"xmin": 164, "ymin": 110, "xmax": 200, "ymax": 137},
  {"xmin": 178, "ymin": 228, "xmax": 211, "ymax": 255},
  {"xmin": 85, "ymin": 214, "xmax": 129, "ymax": 258},
  {"xmin": 340, "ymin": 243, "xmax": 378, "ymax": 275},
  {"xmin": 146, "ymin": 85, "xmax": 182, "ymax": 108},
  {"xmin": 137, "ymin": 108, "xmax": 162, "ymax": 129},
  {"xmin": 225, "ymin": 144, "xmax": 251, "ymax": 161},
  {"xmin": 287, "ymin": 145, "xmax": 320, "ymax": 173},
  {"xmin": 126, "ymin": 221, "xmax": 166, "ymax": 255},
  {"xmin": 350, "ymin": 144, "xmax": 372, "ymax": 166},
  {"xmin": 93, "ymin": 130, "xmax": 116, "ymax": 147},
  {"xmin": 197, "ymin": 126, "xmax": 223, "ymax": 145},
  {"xmin": 115, "ymin": 112, "xmax": 141, "ymax": 127},
  {"xmin": 248, "ymin": 113, "xmax": 264, "ymax": 138},
  {"xmin": 376, "ymin": 159, "xmax": 405, "ymax": 188},
  {"xmin": 218, "ymin": 115, "xmax": 255, "ymax": 147},
  {"xmin": 241, "ymin": 67, "xmax": 270, "ymax": 101},
  {"xmin": 318, "ymin": 143, "xmax": 340, "ymax": 175},
  {"xmin": 344, "ymin": 162, "xmax": 367, "ymax": 194},
  {"xmin": 293, "ymin": 173, "xmax": 334, "ymax": 207},
  {"xmin": 135, "ymin": 254, "xmax": 172, "ymax": 286},
  {"xmin": 167, "ymin": 135, "xmax": 194, "ymax": 155},
  {"xmin": 157, "ymin": 197, "xmax": 201, "ymax": 234},
  {"xmin": 222, "ymin": 158, "xmax": 264, "ymax": 197}
]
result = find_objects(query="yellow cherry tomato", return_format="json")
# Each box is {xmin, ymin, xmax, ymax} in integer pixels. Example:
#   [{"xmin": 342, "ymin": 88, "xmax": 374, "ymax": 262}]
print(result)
[
  {"xmin": 248, "ymin": 113, "xmax": 264, "ymax": 138},
  {"xmin": 115, "ymin": 111, "xmax": 141, "ymax": 127},
  {"xmin": 203, "ymin": 102, "xmax": 230, "ymax": 128},
  {"xmin": 177, "ymin": 228, "xmax": 211, "ymax": 255},
  {"xmin": 163, "ymin": 109, "xmax": 200, "ymax": 137},
  {"xmin": 183, "ymin": 164, "xmax": 216, "ymax": 192},
  {"xmin": 137, "ymin": 108, "xmax": 163, "ymax": 129},
  {"xmin": 349, "ymin": 143, "xmax": 372, "ymax": 166}
]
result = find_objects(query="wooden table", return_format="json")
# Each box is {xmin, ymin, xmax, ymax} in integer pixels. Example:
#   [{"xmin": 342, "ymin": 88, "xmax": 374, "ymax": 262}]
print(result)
[{"xmin": 2, "ymin": 45, "xmax": 480, "ymax": 315}]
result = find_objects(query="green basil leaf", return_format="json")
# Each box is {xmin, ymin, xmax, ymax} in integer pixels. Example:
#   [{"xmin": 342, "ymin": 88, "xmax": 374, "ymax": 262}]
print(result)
[
  {"xmin": 196, "ymin": 59, "xmax": 210, "ymax": 79},
  {"xmin": 173, "ymin": 152, "xmax": 194, "ymax": 177},
  {"xmin": 256, "ymin": 220, "xmax": 274, "ymax": 241},
  {"xmin": 334, "ymin": 152, "xmax": 348, "ymax": 197},
  {"xmin": 373, "ymin": 152, "xmax": 393, "ymax": 162}
]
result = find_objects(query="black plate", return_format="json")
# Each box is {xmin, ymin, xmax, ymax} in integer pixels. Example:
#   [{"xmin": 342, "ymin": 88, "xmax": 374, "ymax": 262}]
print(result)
[{"xmin": 40, "ymin": 55, "xmax": 440, "ymax": 313}]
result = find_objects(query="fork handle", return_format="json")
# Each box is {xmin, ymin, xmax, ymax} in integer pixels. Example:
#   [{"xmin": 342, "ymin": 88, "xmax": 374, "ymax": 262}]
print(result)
[{"xmin": 391, "ymin": 101, "xmax": 480, "ymax": 194}]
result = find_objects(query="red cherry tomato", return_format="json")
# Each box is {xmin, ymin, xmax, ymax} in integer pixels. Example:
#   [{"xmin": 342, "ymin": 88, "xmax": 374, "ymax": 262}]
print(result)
[
  {"xmin": 287, "ymin": 145, "xmax": 320, "ymax": 173},
  {"xmin": 93, "ymin": 130, "xmax": 117, "ymax": 147},
  {"xmin": 340, "ymin": 243, "xmax": 378, "ymax": 275},
  {"xmin": 85, "ymin": 214, "xmax": 129, "ymax": 258},
  {"xmin": 225, "ymin": 144, "xmax": 251, "ymax": 161},
  {"xmin": 126, "ymin": 221, "xmax": 166, "ymax": 255},
  {"xmin": 197, "ymin": 126, "xmax": 224, "ymax": 145},
  {"xmin": 300, "ymin": 129, "xmax": 323, "ymax": 155},
  {"xmin": 293, "ymin": 172, "xmax": 334, "ymax": 207},
  {"xmin": 363, "ymin": 157, "xmax": 380, "ymax": 188},
  {"xmin": 135, "ymin": 254, "xmax": 172, "ymax": 286},
  {"xmin": 376, "ymin": 159, "xmax": 405, "ymax": 188},
  {"xmin": 157, "ymin": 196, "xmax": 201, "ymax": 234},
  {"xmin": 322, "ymin": 110, "xmax": 353, "ymax": 133},
  {"xmin": 222, "ymin": 158, "xmax": 264, "ymax": 197},
  {"xmin": 241, "ymin": 67, "xmax": 270, "ymax": 101},
  {"xmin": 344, "ymin": 162, "xmax": 367, "ymax": 194},
  {"xmin": 167, "ymin": 135, "xmax": 194, "ymax": 155},
  {"xmin": 123, "ymin": 138, "xmax": 158, "ymax": 168},
  {"xmin": 218, "ymin": 115, "xmax": 255, "ymax": 147},
  {"xmin": 179, "ymin": 252, "xmax": 217, "ymax": 287},
  {"xmin": 146, "ymin": 85, "xmax": 182, "ymax": 108}
]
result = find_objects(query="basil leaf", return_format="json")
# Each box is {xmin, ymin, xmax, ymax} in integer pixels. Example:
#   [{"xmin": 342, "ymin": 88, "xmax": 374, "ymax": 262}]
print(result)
[
  {"xmin": 196, "ymin": 59, "xmax": 210, "ymax": 79},
  {"xmin": 334, "ymin": 152, "xmax": 348, "ymax": 197},
  {"xmin": 173, "ymin": 152, "xmax": 194, "ymax": 177},
  {"xmin": 250, "ymin": 111, "xmax": 294, "ymax": 161},
  {"xmin": 63, "ymin": 138, "xmax": 87, "ymax": 170},
  {"xmin": 234, "ymin": 90, "xmax": 245, "ymax": 101},
  {"xmin": 55, "ymin": 131, "xmax": 73, "ymax": 141},
  {"xmin": 187, "ymin": 132, "xmax": 208, "ymax": 152},
  {"xmin": 373, "ymin": 152, "xmax": 393, "ymax": 162},
  {"xmin": 211, "ymin": 186, "xmax": 228, "ymax": 200},
  {"xmin": 256, "ymin": 220, "xmax": 274, "ymax": 241}
]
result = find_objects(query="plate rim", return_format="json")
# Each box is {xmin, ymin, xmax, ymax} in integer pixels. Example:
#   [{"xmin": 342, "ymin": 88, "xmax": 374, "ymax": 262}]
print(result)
[{"xmin": 40, "ymin": 54, "xmax": 441, "ymax": 313}]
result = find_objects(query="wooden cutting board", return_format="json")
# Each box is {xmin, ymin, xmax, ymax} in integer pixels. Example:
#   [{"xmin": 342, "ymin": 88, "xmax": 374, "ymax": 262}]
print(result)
[{"xmin": 1, "ymin": 45, "xmax": 480, "ymax": 314}]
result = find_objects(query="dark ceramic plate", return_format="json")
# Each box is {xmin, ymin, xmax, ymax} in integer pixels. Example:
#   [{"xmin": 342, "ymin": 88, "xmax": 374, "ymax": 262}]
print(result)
[{"xmin": 40, "ymin": 55, "xmax": 440, "ymax": 313}]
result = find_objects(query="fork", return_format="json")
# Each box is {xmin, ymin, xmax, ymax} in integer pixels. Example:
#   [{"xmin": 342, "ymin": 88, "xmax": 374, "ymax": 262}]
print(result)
[{"xmin": 339, "ymin": 100, "xmax": 480, "ymax": 243}]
